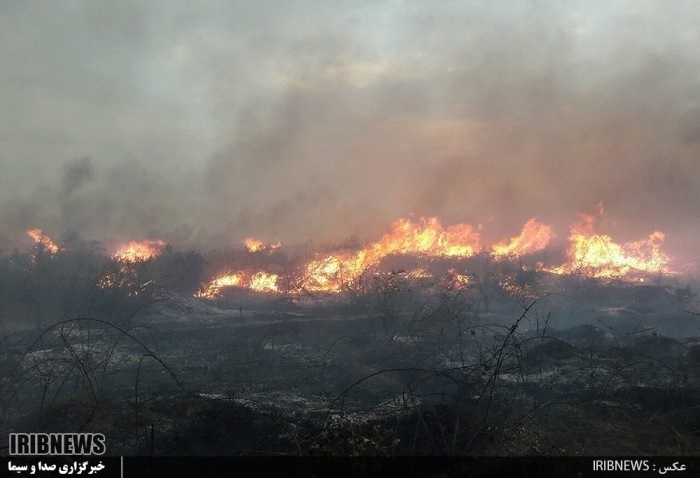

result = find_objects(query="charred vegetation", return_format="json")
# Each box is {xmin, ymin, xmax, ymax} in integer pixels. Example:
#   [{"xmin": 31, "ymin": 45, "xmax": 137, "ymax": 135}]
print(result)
[{"xmin": 0, "ymin": 241, "xmax": 698, "ymax": 457}]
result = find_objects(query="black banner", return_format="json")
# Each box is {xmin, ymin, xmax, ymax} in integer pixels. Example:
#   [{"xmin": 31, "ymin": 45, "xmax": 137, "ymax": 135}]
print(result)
[{"xmin": 2, "ymin": 456, "xmax": 698, "ymax": 478}]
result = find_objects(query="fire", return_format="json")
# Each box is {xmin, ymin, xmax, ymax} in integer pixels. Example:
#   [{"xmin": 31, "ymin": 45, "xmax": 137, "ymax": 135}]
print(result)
[
  {"xmin": 196, "ymin": 271, "xmax": 278, "ymax": 297},
  {"xmin": 195, "ymin": 212, "xmax": 677, "ymax": 299},
  {"xmin": 98, "ymin": 241, "xmax": 165, "ymax": 293},
  {"xmin": 405, "ymin": 267, "xmax": 432, "ymax": 279},
  {"xmin": 196, "ymin": 272, "xmax": 244, "ymax": 298},
  {"xmin": 202, "ymin": 217, "xmax": 483, "ymax": 295},
  {"xmin": 27, "ymin": 229, "xmax": 59, "ymax": 254},
  {"xmin": 29, "ymin": 209, "xmax": 678, "ymax": 303},
  {"xmin": 551, "ymin": 214, "xmax": 671, "ymax": 278},
  {"xmin": 303, "ymin": 256, "xmax": 345, "ymax": 292},
  {"xmin": 368, "ymin": 217, "xmax": 481, "ymax": 259},
  {"xmin": 244, "ymin": 238, "xmax": 264, "ymax": 253},
  {"xmin": 300, "ymin": 217, "xmax": 482, "ymax": 292},
  {"xmin": 244, "ymin": 237, "xmax": 281, "ymax": 253},
  {"xmin": 113, "ymin": 240, "xmax": 166, "ymax": 262},
  {"xmin": 491, "ymin": 219, "xmax": 553, "ymax": 257},
  {"xmin": 249, "ymin": 271, "xmax": 279, "ymax": 292},
  {"xmin": 446, "ymin": 268, "xmax": 470, "ymax": 289}
]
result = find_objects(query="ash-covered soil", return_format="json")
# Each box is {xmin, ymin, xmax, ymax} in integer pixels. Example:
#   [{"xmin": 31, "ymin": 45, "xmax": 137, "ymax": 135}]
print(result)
[{"xmin": 1, "ymin": 279, "xmax": 699, "ymax": 457}]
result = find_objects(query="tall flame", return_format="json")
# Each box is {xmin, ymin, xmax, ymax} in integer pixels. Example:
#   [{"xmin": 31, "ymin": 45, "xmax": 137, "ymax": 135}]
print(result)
[
  {"xmin": 551, "ymin": 214, "xmax": 670, "ymax": 278},
  {"xmin": 26, "ymin": 209, "xmax": 678, "ymax": 302},
  {"xmin": 300, "ymin": 217, "xmax": 482, "ymax": 292},
  {"xmin": 369, "ymin": 217, "xmax": 481, "ymax": 259},
  {"xmin": 195, "ymin": 212, "xmax": 676, "ymax": 298},
  {"xmin": 491, "ymin": 219, "xmax": 554, "ymax": 257},
  {"xmin": 27, "ymin": 229, "xmax": 60, "ymax": 254}
]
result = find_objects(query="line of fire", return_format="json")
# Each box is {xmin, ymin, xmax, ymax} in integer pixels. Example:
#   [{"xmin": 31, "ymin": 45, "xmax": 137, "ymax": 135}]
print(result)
[
  {"xmin": 3, "ymin": 205, "xmax": 698, "ymax": 459},
  {"xmin": 3, "ymin": 3, "xmax": 700, "ymax": 469},
  {"xmin": 24, "ymin": 212, "xmax": 681, "ymax": 300}
]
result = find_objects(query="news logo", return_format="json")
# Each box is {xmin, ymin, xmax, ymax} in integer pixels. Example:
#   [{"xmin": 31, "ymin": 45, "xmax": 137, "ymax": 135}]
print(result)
[{"xmin": 9, "ymin": 433, "xmax": 106, "ymax": 456}]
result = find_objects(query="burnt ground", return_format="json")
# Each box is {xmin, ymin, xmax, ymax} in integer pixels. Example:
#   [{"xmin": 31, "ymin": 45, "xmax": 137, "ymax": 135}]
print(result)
[{"xmin": 1, "ymin": 276, "xmax": 699, "ymax": 458}]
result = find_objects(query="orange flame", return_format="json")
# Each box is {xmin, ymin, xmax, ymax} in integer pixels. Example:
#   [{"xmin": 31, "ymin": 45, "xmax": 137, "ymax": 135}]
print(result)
[
  {"xmin": 491, "ymin": 219, "xmax": 554, "ymax": 257},
  {"xmin": 196, "ymin": 270, "xmax": 279, "ymax": 297},
  {"xmin": 195, "ymin": 272, "xmax": 244, "ymax": 298},
  {"xmin": 27, "ymin": 229, "xmax": 60, "ymax": 254},
  {"xmin": 195, "ymin": 213, "xmax": 676, "ymax": 299},
  {"xmin": 368, "ymin": 217, "xmax": 481, "ymax": 259},
  {"xmin": 300, "ymin": 217, "xmax": 481, "ymax": 292},
  {"xmin": 113, "ymin": 240, "xmax": 166, "ymax": 262},
  {"xmin": 303, "ymin": 256, "xmax": 344, "ymax": 292},
  {"xmin": 244, "ymin": 238, "xmax": 264, "ymax": 253},
  {"xmin": 249, "ymin": 271, "xmax": 279, "ymax": 292},
  {"xmin": 244, "ymin": 237, "xmax": 281, "ymax": 253},
  {"xmin": 551, "ymin": 214, "xmax": 671, "ymax": 278}
]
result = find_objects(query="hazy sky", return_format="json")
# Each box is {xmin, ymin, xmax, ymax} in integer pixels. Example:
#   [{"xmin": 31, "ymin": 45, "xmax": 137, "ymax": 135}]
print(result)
[{"xmin": 1, "ymin": 1, "xmax": 699, "ymax": 263}]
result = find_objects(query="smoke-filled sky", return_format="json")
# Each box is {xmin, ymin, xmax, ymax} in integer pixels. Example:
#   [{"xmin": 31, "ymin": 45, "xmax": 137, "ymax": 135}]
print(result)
[{"xmin": 1, "ymin": 1, "xmax": 699, "ymax": 264}]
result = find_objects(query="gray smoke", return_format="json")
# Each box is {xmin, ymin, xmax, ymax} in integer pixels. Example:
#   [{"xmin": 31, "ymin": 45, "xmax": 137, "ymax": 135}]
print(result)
[{"xmin": 1, "ymin": 1, "xmax": 698, "ymax": 266}]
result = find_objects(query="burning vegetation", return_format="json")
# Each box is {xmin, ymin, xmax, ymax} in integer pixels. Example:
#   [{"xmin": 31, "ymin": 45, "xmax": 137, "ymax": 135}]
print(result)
[
  {"xmin": 549, "ymin": 214, "xmax": 670, "ymax": 280},
  {"xmin": 244, "ymin": 237, "xmax": 281, "ymax": 253},
  {"xmin": 112, "ymin": 240, "xmax": 167, "ymax": 262},
  {"xmin": 192, "ymin": 212, "xmax": 676, "ymax": 299},
  {"xmin": 2, "ymin": 210, "xmax": 697, "ymax": 461},
  {"xmin": 26, "ymin": 229, "xmax": 60, "ymax": 254},
  {"xmin": 19, "ymin": 208, "xmax": 680, "ymax": 303},
  {"xmin": 4, "ymin": 1, "xmax": 700, "ymax": 467}
]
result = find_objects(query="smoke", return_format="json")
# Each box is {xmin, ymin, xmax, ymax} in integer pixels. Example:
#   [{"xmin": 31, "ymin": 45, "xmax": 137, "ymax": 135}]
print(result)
[{"xmin": 1, "ymin": 1, "xmax": 699, "ymax": 264}]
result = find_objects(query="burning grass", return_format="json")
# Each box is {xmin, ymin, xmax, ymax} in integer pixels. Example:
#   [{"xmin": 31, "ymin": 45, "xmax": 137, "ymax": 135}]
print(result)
[
  {"xmin": 0, "ymin": 234, "xmax": 697, "ymax": 457},
  {"xmin": 20, "ymin": 208, "xmax": 681, "ymax": 302},
  {"xmin": 195, "ymin": 213, "xmax": 677, "ymax": 299},
  {"xmin": 112, "ymin": 240, "xmax": 167, "ymax": 263}
]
